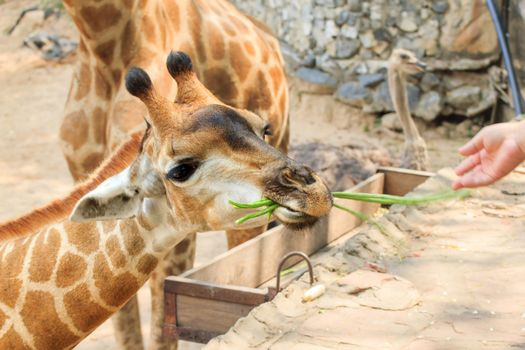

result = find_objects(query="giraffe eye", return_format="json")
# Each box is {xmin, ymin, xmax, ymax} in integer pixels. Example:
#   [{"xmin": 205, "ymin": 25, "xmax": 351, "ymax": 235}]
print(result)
[
  {"xmin": 167, "ymin": 161, "xmax": 199, "ymax": 182},
  {"xmin": 263, "ymin": 124, "xmax": 272, "ymax": 137}
]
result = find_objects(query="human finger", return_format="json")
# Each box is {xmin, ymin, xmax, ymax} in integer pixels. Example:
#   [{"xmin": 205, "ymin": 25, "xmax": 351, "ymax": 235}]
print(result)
[
  {"xmin": 455, "ymin": 165, "xmax": 497, "ymax": 188},
  {"xmin": 458, "ymin": 131, "xmax": 484, "ymax": 156},
  {"xmin": 455, "ymin": 152, "xmax": 481, "ymax": 176}
]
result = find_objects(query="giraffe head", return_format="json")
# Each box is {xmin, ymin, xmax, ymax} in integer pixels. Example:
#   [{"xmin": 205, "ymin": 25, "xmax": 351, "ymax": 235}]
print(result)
[
  {"xmin": 70, "ymin": 52, "xmax": 332, "ymax": 233},
  {"xmin": 389, "ymin": 48, "xmax": 426, "ymax": 75}
]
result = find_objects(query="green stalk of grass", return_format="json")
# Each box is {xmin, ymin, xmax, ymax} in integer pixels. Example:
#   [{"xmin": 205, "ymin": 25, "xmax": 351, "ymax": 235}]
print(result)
[
  {"xmin": 234, "ymin": 204, "xmax": 279, "ymax": 225},
  {"xmin": 231, "ymin": 189, "xmax": 471, "ymax": 225},
  {"xmin": 229, "ymin": 198, "xmax": 274, "ymax": 209},
  {"xmin": 331, "ymin": 188, "xmax": 471, "ymax": 205}
]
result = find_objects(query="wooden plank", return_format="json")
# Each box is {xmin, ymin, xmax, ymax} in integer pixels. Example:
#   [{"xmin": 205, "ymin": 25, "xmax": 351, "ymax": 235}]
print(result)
[
  {"xmin": 163, "ymin": 292, "xmax": 178, "ymax": 340},
  {"xmin": 164, "ymin": 277, "xmax": 271, "ymax": 305},
  {"xmin": 377, "ymin": 166, "xmax": 433, "ymax": 196},
  {"xmin": 179, "ymin": 173, "xmax": 385, "ymax": 288},
  {"xmin": 164, "ymin": 325, "xmax": 220, "ymax": 343},
  {"xmin": 176, "ymin": 295, "xmax": 255, "ymax": 333}
]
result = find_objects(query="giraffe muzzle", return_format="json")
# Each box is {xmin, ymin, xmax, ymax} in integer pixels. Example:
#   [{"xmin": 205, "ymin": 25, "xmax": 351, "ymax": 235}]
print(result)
[{"xmin": 264, "ymin": 163, "xmax": 332, "ymax": 228}]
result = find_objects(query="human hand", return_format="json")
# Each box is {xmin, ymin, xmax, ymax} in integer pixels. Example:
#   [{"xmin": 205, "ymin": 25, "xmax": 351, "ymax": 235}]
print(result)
[{"xmin": 452, "ymin": 121, "xmax": 525, "ymax": 190}]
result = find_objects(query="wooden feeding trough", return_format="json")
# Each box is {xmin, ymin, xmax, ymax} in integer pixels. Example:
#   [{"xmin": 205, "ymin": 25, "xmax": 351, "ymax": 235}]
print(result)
[{"xmin": 163, "ymin": 167, "xmax": 433, "ymax": 344}]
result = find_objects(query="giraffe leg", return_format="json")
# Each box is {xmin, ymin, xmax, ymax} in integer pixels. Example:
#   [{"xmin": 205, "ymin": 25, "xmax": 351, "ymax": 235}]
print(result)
[
  {"xmin": 148, "ymin": 233, "xmax": 197, "ymax": 350},
  {"xmin": 111, "ymin": 296, "xmax": 144, "ymax": 350}
]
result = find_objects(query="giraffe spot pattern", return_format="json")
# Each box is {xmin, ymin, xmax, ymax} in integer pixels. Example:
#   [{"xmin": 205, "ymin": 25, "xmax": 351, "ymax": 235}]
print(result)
[
  {"xmin": 121, "ymin": 20, "xmax": 137, "ymax": 66},
  {"xmin": 92, "ymin": 107, "xmax": 107, "ymax": 145},
  {"xmin": 111, "ymin": 100, "xmax": 146, "ymax": 134},
  {"xmin": 137, "ymin": 254, "xmax": 158, "ymax": 275},
  {"xmin": 120, "ymin": 221, "xmax": 145, "ymax": 256},
  {"xmin": 102, "ymin": 220, "xmax": 117, "ymax": 233},
  {"xmin": 229, "ymin": 41, "xmax": 251, "ymax": 81},
  {"xmin": 93, "ymin": 253, "xmax": 139, "ymax": 307},
  {"xmin": 64, "ymin": 283, "xmax": 112, "ymax": 333},
  {"xmin": 0, "ymin": 238, "xmax": 30, "ymax": 308},
  {"xmin": 74, "ymin": 63, "xmax": 91, "ymax": 100},
  {"xmin": 165, "ymin": 1, "xmax": 180, "ymax": 32},
  {"xmin": 94, "ymin": 68, "xmax": 112, "ymax": 100},
  {"xmin": 0, "ymin": 308, "xmax": 5, "ymax": 330},
  {"xmin": 258, "ymin": 35, "xmax": 270, "ymax": 64},
  {"xmin": 188, "ymin": 1, "xmax": 207, "ymax": 62},
  {"xmin": 155, "ymin": 6, "xmax": 167, "ymax": 46},
  {"xmin": 0, "ymin": 326, "xmax": 30, "ymax": 349},
  {"xmin": 279, "ymin": 91, "xmax": 287, "ymax": 115},
  {"xmin": 142, "ymin": 15, "xmax": 157, "ymax": 44},
  {"xmin": 111, "ymin": 70, "xmax": 122, "ymax": 87},
  {"xmin": 174, "ymin": 237, "xmax": 191, "ymax": 254},
  {"xmin": 80, "ymin": 4, "xmax": 122, "ymax": 33},
  {"xmin": 81, "ymin": 151, "xmax": 105, "ymax": 175},
  {"xmin": 229, "ymin": 15, "xmax": 249, "ymax": 34},
  {"xmin": 56, "ymin": 253, "xmax": 87, "ymax": 288},
  {"xmin": 243, "ymin": 41, "xmax": 256, "ymax": 57},
  {"xmin": 208, "ymin": 22, "xmax": 225, "ymax": 60},
  {"xmin": 94, "ymin": 39, "xmax": 116, "ymax": 66},
  {"xmin": 269, "ymin": 66, "xmax": 284, "ymax": 97},
  {"xmin": 21, "ymin": 291, "xmax": 79, "ymax": 349},
  {"xmin": 244, "ymin": 71, "xmax": 272, "ymax": 112},
  {"xmin": 137, "ymin": 48, "xmax": 156, "ymax": 67},
  {"xmin": 64, "ymin": 156, "xmax": 83, "ymax": 182},
  {"xmin": 175, "ymin": 261, "xmax": 188, "ymax": 272},
  {"xmin": 221, "ymin": 20, "xmax": 236, "ymax": 37},
  {"xmin": 65, "ymin": 221, "xmax": 99, "ymax": 255},
  {"xmin": 203, "ymin": 67, "xmax": 238, "ymax": 104},
  {"xmin": 105, "ymin": 235, "xmax": 127, "ymax": 269},
  {"xmin": 60, "ymin": 110, "xmax": 89, "ymax": 151},
  {"xmin": 28, "ymin": 228, "xmax": 61, "ymax": 283}
]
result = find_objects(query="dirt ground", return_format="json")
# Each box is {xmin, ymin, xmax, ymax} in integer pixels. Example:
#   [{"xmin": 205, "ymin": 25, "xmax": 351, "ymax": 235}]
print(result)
[
  {"xmin": 0, "ymin": 1, "xmax": 467, "ymax": 349},
  {"xmin": 207, "ymin": 169, "xmax": 525, "ymax": 349}
]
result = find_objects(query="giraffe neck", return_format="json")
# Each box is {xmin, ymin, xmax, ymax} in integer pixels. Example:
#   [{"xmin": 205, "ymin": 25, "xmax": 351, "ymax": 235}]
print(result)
[
  {"xmin": 0, "ymin": 198, "xmax": 194, "ymax": 349},
  {"xmin": 65, "ymin": 0, "xmax": 142, "ymax": 67},
  {"xmin": 63, "ymin": 0, "xmax": 193, "ymax": 69},
  {"xmin": 387, "ymin": 69, "xmax": 420, "ymax": 139}
]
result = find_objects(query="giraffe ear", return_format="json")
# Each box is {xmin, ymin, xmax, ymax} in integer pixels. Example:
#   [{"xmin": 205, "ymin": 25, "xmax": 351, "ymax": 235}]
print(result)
[{"xmin": 70, "ymin": 167, "xmax": 142, "ymax": 222}]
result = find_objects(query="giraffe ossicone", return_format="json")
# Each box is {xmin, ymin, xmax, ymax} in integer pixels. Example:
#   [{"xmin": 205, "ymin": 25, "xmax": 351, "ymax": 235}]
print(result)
[{"xmin": 0, "ymin": 52, "xmax": 331, "ymax": 350}]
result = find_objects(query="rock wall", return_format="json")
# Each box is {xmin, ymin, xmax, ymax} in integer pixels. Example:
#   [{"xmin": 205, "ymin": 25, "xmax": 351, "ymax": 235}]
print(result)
[{"xmin": 232, "ymin": 0, "xmax": 511, "ymax": 123}]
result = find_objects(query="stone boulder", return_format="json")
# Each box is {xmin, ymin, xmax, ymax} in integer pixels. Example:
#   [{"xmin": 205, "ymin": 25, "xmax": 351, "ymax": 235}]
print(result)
[
  {"xmin": 294, "ymin": 67, "xmax": 338, "ymax": 94},
  {"xmin": 440, "ymin": 0, "xmax": 498, "ymax": 58}
]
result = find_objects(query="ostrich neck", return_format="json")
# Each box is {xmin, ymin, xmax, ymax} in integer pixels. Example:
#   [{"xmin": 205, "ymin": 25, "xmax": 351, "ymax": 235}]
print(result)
[{"xmin": 388, "ymin": 69, "xmax": 420, "ymax": 138}]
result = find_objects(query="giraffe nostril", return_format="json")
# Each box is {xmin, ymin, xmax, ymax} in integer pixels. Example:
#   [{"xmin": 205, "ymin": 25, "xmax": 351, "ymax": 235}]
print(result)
[
  {"xmin": 296, "ymin": 166, "xmax": 316, "ymax": 185},
  {"xmin": 282, "ymin": 166, "xmax": 316, "ymax": 186}
]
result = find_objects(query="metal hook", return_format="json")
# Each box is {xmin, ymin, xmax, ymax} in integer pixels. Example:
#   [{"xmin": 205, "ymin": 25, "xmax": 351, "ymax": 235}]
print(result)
[{"xmin": 275, "ymin": 251, "xmax": 314, "ymax": 292}]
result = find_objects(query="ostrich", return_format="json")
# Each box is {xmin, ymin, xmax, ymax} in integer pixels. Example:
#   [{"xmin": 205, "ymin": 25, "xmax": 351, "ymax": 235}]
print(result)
[
  {"xmin": 388, "ymin": 48, "xmax": 430, "ymax": 171},
  {"xmin": 291, "ymin": 49, "xmax": 430, "ymax": 190}
]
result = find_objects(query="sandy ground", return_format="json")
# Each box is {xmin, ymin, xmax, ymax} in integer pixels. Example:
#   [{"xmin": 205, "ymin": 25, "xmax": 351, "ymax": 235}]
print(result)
[{"xmin": 0, "ymin": 1, "xmax": 467, "ymax": 349}]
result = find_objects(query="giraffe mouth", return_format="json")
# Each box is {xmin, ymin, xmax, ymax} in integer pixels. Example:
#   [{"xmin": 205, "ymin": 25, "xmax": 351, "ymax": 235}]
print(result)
[{"xmin": 273, "ymin": 205, "xmax": 318, "ymax": 229}]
